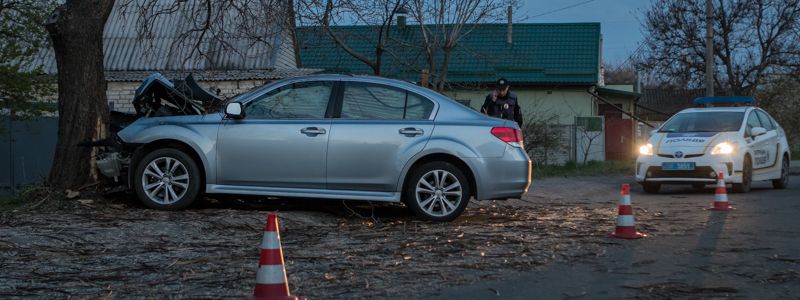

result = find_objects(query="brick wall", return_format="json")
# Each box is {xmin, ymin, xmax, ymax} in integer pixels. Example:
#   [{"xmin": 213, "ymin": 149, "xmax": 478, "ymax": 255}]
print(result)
[{"xmin": 105, "ymin": 79, "xmax": 269, "ymax": 113}]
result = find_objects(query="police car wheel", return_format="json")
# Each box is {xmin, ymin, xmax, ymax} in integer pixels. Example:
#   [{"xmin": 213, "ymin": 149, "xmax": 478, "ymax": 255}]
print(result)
[
  {"xmin": 772, "ymin": 155, "xmax": 790, "ymax": 189},
  {"xmin": 733, "ymin": 156, "xmax": 752, "ymax": 193},
  {"xmin": 641, "ymin": 183, "xmax": 660, "ymax": 194}
]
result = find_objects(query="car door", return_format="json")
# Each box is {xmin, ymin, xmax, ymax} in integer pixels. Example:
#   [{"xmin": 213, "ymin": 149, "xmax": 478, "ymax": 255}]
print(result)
[
  {"xmin": 744, "ymin": 110, "xmax": 770, "ymax": 169},
  {"xmin": 216, "ymin": 80, "xmax": 335, "ymax": 189},
  {"xmin": 326, "ymin": 81, "xmax": 435, "ymax": 191},
  {"xmin": 755, "ymin": 110, "xmax": 779, "ymax": 168}
]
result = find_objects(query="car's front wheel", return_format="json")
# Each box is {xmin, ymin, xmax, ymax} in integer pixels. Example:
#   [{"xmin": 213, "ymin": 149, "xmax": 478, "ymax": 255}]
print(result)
[
  {"xmin": 772, "ymin": 154, "xmax": 790, "ymax": 189},
  {"xmin": 404, "ymin": 161, "xmax": 471, "ymax": 222},
  {"xmin": 733, "ymin": 156, "xmax": 752, "ymax": 193},
  {"xmin": 134, "ymin": 148, "xmax": 201, "ymax": 210}
]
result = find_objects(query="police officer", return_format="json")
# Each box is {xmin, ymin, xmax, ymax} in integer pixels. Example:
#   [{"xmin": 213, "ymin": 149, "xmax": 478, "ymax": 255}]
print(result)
[{"xmin": 481, "ymin": 78, "xmax": 523, "ymax": 126}]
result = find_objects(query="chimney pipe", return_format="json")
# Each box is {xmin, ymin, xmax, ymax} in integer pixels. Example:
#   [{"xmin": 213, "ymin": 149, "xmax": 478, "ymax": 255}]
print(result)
[{"xmin": 507, "ymin": 5, "xmax": 513, "ymax": 45}]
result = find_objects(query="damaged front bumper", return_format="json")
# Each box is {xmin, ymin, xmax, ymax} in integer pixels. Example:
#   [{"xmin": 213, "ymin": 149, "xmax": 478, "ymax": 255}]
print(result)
[
  {"xmin": 96, "ymin": 151, "xmax": 129, "ymax": 181},
  {"xmin": 90, "ymin": 72, "xmax": 223, "ymax": 188}
]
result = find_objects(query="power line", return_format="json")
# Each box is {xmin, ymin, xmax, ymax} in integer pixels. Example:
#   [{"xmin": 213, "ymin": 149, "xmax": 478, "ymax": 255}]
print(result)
[{"xmin": 530, "ymin": 0, "xmax": 599, "ymax": 18}]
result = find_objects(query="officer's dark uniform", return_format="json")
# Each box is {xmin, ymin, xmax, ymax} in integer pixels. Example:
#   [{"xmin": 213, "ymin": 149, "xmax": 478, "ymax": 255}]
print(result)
[{"xmin": 481, "ymin": 79, "xmax": 523, "ymax": 127}]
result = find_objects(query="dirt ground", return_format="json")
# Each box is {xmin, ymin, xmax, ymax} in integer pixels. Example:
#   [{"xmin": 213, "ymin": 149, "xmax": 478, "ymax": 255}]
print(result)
[{"xmin": 0, "ymin": 176, "xmax": 797, "ymax": 299}]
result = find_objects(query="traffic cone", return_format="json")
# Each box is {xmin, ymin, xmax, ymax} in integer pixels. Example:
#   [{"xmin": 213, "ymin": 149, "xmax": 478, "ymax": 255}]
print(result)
[
  {"xmin": 251, "ymin": 212, "xmax": 302, "ymax": 300},
  {"xmin": 609, "ymin": 184, "xmax": 645, "ymax": 239},
  {"xmin": 707, "ymin": 172, "xmax": 734, "ymax": 211}
]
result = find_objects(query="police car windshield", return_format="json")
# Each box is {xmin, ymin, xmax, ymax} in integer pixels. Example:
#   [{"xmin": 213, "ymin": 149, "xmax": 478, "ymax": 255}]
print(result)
[{"xmin": 659, "ymin": 112, "xmax": 744, "ymax": 133}]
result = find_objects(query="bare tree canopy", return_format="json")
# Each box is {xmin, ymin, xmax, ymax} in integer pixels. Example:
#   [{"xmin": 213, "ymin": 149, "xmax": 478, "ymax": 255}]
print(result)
[
  {"xmin": 410, "ymin": 0, "xmax": 513, "ymax": 90},
  {"xmin": 296, "ymin": 0, "xmax": 514, "ymax": 88},
  {"xmin": 117, "ymin": 0, "xmax": 291, "ymax": 70},
  {"xmin": 295, "ymin": 0, "xmax": 406, "ymax": 75},
  {"xmin": 637, "ymin": 0, "xmax": 800, "ymax": 95},
  {"xmin": 603, "ymin": 63, "xmax": 637, "ymax": 85}
]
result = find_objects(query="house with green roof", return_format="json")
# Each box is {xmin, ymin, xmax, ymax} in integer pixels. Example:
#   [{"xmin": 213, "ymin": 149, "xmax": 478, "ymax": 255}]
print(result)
[{"xmin": 298, "ymin": 22, "xmax": 640, "ymax": 163}]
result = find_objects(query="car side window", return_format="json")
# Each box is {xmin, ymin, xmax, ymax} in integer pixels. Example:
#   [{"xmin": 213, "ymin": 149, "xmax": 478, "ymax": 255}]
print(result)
[
  {"xmin": 405, "ymin": 93, "xmax": 435, "ymax": 120},
  {"xmin": 341, "ymin": 82, "xmax": 434, "ymax": 120},
  {"xmin": 745, "ymin": 111, "xmax": 763, "ymax": 136},
  {"xmin": 755, "ymin": 110, "xmax": 775, "ymax": 131},
  {"xmin": 244, "ymin": 81, "xmax": 332, "ymax": 119}
]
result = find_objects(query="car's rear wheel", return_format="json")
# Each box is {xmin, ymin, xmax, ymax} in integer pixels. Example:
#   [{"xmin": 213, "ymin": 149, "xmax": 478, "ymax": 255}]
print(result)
[
  {"xmin": 772, "ymin": 154, "xmax": 790, "ymax": 189},
  {"xmin": 134, "ymin": 148, "xmax": 201, "ymax": 210},
  {"xmin": 733, "ymin": 156, "xmax": 752, "ymax": 193},
  {"xmin": 641, "ymin": 182, "xmax": 660, "ymax": 193},
  {"xmin": 404, "ymin": 161, "xmax": 471, "ymax": 222}
]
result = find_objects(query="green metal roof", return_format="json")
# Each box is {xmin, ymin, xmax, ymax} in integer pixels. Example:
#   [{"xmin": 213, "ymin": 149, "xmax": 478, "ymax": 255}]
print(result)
[{"xmin": 297, "ymin": 23, "xmax": 601, "ymax": 85}]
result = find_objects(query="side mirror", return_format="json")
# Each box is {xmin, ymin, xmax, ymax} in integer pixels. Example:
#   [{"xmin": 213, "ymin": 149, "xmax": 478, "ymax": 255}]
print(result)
[
  {"xmin": 225, "ymin": 102, "xmax": 244, "ymax": 119},
  {"xmin": 750, "ymin": 126, "xmax": 767, "ymax": 138}
]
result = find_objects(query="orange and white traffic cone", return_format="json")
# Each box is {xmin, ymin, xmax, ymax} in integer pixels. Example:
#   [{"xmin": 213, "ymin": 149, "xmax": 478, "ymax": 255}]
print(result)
[
  {"xmin": 251, "ymin": 212, "xmax": 302, "ymax": 300},
  {"xmin": 609, "ymin": 184, "xmax": 645, "ymax": 239},
  {"xmin": 707, "ymin": 172, "xmax": 734, "ymax": 211}
]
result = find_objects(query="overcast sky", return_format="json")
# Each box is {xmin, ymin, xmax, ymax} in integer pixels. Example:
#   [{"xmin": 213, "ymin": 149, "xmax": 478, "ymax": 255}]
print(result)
[{"xmin": 518, "ymin": 0, "xmax": 652, "ymax": 65}]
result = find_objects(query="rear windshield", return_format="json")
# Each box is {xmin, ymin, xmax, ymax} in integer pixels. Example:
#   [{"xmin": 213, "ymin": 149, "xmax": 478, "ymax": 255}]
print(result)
[{"xmin": 659, "ymin": 112, "xmax": 744, "ymax": 133}]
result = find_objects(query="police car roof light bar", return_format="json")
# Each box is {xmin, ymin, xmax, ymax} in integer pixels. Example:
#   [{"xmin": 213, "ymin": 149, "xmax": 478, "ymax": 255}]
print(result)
[{"xmin": 693, "ymin": 96, "xmax": 754, "ymax": 107}]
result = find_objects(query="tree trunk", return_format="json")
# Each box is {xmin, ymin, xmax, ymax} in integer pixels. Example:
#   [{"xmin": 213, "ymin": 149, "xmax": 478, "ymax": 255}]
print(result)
[
  {"xmin": 436, "ymin": 47, "xmax": 453, "ymax": 91},
  {"xmin": 374, "ymin": 46, "xmax": 383, "ymax": 75},
  {"xmin": 45, "ymin": 0, "xmax": 115, "ymax": 189},
  {"xmin": 287, "ymin": 0, "xmax": 302, "ymax": 68}
]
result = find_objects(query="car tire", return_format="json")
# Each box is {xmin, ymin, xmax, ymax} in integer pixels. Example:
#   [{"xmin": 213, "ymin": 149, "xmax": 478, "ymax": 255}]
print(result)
[
  {"xmin": 733, "ymin": 155, "xmax": 752, "ymax": 193},
  {"xmin": 404, "ymin": 161, "xmax": 471, "ymax": 222},
  {"xmin": 134, "ymin": 148, "xmax": 201, "ymax": 210},
  {"xmin": 772, "ymin": 154, "xmax": 790, "ymax": 189},
  {"xmin": 641, "ymin": 182, "xmax": 660, "ymax": 193}
]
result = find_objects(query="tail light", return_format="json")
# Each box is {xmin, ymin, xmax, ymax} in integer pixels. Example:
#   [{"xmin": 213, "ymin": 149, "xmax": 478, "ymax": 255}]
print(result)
[{"xmin": 491, "ymin": 127, "xmax": 523, "ymax": 147}]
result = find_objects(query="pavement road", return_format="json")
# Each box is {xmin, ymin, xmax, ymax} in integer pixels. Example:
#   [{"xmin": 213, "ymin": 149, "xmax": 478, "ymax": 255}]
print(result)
[{"xmin": 424, "ymin": 176, "xmax": 800, "ymax": 299}]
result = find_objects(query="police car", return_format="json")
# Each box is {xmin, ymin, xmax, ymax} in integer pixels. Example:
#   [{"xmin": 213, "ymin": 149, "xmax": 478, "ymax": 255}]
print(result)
[{"xmin": 636, "ymin": 96, "xmax": 791, "ymax": 193}]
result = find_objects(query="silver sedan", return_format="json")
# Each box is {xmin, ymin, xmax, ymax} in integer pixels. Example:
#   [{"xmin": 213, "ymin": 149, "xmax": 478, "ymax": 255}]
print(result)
[{"xmin": 98, "ymin": 74, "xmax": 532, "ymax": 221}]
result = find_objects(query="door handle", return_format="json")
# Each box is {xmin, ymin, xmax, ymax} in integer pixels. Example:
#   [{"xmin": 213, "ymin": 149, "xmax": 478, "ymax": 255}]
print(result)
[
  {"xmin": 399, "ymin": 128, "xmax": 424, "ymax": 136},
  {"xmin": 301, "ymin": 127, "xmax": 326, "ymax": 136}
]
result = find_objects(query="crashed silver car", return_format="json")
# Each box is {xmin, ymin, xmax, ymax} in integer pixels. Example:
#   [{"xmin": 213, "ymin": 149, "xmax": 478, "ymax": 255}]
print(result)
[{"xmin": 95, "ymin": 74, "xmax": 532, "ymax": 221}]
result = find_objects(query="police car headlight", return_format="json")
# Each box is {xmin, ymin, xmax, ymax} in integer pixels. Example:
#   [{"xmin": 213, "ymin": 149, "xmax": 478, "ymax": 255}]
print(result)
[
  {"xmin": 711, "ymin": 142, "xmax": 734, "ymax": 155},
  {"xmin": 639, "ymin": 143, "xmax": 653, "ymax": 156}
]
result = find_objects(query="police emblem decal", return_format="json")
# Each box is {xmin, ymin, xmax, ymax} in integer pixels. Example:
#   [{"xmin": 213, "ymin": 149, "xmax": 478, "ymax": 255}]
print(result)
[{"xmin": 503, "ymin": 103, "xmax": 509, "ymax": 109}]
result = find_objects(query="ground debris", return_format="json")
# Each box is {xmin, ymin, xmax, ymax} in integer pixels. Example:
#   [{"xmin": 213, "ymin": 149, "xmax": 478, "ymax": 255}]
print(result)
[{"xmin": 0, "ymin": 195, "xmax": 639, "ymax": 299}]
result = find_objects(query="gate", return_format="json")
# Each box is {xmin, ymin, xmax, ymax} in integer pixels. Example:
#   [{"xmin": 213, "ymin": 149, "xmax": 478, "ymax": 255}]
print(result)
[
  {"xmin": 1, "ymin": 117, "xmax": 58, "ymax": 193},
  {"xmin": 604, "ymin": 117, "xmax": 634, "ymax": 161}
]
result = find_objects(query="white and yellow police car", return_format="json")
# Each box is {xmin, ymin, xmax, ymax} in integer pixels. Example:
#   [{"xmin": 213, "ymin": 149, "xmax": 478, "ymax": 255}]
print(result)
[{"xmin": 636, "ymin": 96, "xmax": 791, "ymax": 193}]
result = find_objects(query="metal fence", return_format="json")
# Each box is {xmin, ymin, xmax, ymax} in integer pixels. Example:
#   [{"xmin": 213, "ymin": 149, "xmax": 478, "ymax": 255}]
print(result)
[{"xmin": 1, "ymin": 117, "xmax": 58, "ymax": 194}]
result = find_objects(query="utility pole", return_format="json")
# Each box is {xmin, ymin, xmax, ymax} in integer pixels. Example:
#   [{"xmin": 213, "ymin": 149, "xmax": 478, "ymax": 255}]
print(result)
[{"xmin": 705, "ymin": 0, "xmax": 714, "ymax": 97}]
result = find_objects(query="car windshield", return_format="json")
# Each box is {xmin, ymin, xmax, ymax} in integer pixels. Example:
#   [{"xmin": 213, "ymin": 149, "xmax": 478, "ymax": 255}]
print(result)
[{"xmin": 659, "ymin": 112, "xmax": 744, "ymax": 133}]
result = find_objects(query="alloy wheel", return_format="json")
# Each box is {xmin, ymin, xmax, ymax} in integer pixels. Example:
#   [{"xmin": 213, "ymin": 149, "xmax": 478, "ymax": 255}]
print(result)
[
  {"xmin": 415, "ymin": 170, "xmax": 463, "ymax": 217},
  {"xmin": 141, "ymin": 157, "xmax": 190, "ymax": 205}
]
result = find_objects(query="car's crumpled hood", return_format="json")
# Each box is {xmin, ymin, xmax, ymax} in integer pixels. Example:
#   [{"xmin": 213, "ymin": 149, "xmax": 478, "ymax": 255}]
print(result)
[
  {"xmin": 649, "ymin": 131, "xmax": 736, "ymax": 156},
  {"xmin": 132, "ymin": 73, "xmax": 224, "ymax": 117}
]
